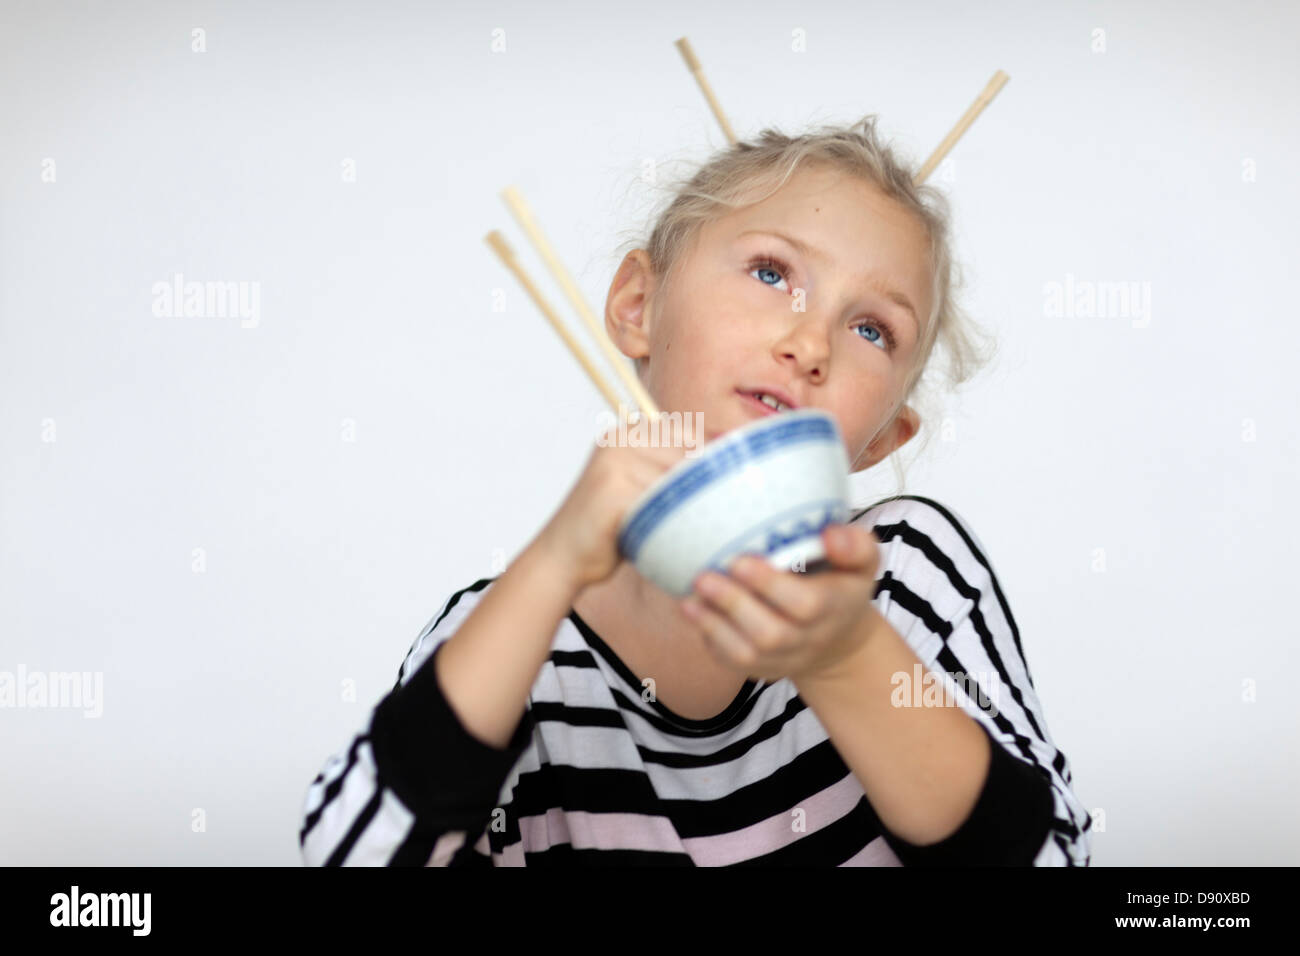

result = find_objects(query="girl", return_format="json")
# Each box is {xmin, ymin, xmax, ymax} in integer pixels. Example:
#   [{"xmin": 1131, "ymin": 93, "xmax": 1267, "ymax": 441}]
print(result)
[{"xmin": 299, "ymin": 115, "xmax": 1093, "ymax": 866}]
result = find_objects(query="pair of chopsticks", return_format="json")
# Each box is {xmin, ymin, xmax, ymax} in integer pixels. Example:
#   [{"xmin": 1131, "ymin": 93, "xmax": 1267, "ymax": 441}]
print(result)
[
  {"xmin": 485, "ymin": 41, "xmax": 1011, "ymax": 419},
  {"xmin": 485, "ymin": 190, "xmax": 660, "ymax": 422},
  {"xmin": 675, "ymin": 35, "xmax": 1009, "ymax": 185}
]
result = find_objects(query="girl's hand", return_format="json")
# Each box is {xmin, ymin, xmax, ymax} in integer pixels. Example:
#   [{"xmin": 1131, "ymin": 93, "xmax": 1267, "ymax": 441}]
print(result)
[
  {"xmin": 536, "ymin": 410, "xmax": 694, "ymax": 593},
  {"xmin": 678, "ymin": 521, "xmax": 885, "ymax": 682}
]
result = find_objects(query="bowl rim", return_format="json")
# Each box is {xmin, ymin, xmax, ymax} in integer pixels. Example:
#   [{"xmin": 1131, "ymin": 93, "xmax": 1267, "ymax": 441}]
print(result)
[{"xmin": 616, "ymin": 407, "xmax": 845, "ymax": 558}]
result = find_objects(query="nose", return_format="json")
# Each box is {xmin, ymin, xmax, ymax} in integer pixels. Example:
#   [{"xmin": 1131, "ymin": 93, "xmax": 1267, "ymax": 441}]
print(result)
[{"xmin": 773, "ymin": 315, "xmax": 829, "ymax": 381}]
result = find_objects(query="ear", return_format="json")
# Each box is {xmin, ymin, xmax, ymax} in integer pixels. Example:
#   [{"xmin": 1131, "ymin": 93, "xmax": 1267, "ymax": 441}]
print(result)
[
  {"xmin": 850, "ymin": 404, "xmax": 920, "ymax": 473},
  {"xmin": 604, "ymin": 250, "xmax": 657, "ymax": 376}
]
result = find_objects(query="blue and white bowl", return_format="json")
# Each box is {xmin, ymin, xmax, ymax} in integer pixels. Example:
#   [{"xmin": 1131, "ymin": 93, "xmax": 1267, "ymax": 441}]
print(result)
[{"xmin": 616, "ymin": 407, "xmax": 852, "ymax": 597}]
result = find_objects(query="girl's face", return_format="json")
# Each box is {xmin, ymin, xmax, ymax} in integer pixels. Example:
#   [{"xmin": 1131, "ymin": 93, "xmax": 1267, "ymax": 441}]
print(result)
[{"xmin": 605, "ymin": 163, "xmax": 934, "ymax": 473}]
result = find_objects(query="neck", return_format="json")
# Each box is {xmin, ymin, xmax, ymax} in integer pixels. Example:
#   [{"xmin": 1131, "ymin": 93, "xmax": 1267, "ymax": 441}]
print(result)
[
  {"xmin": 580, "ymin": 558, "xmax": 685, "ymax": 640},
  {"xmin": 615, "ymin": 558, "xmax": 670, "ymax": 615}
]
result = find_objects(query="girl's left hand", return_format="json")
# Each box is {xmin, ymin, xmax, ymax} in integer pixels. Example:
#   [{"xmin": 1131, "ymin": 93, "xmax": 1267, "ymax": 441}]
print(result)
[{"xmin": 679, "ymin": 521, "xmax": 886, "ymax": 683}]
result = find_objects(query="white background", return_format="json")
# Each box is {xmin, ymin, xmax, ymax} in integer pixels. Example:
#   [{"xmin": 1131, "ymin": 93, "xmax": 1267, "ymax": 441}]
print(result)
[{"xmin": 1, "ymin": 0, "xmax": 1296, "ymax": 865}]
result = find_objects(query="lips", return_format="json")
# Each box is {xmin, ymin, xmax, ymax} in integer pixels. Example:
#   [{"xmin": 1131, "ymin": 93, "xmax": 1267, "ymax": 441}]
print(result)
[
  {"xmin": 737, "ymin": 389, "xmax": 784, "ymax": 418},
  {"xmin": 739, "ymin": 382, "xmax": 803, "ymax": 411}
]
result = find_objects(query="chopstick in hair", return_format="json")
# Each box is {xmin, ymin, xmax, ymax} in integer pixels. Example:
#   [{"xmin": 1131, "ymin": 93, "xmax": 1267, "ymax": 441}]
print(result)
[
  {"xmin": 914, "ymin": 70, "xmax": 1010, "ymax": 185},
  {"xmin": 675, "ymin": 36, "xmax": 737, "ymax": 146}
]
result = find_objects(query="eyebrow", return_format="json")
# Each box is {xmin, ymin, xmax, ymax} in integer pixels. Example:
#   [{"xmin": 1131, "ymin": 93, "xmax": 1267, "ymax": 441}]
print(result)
[{"xmin": 736, "ymin": 228, "xmax": 920, "ymax": 333}]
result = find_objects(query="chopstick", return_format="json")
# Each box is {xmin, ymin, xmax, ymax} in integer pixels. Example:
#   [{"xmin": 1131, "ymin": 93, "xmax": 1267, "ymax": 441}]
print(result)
[
  {"xmin": 675, "ymin": 37, "xmax": 737, "ymax": 145},
  {"xmin": 672, "ymin": 35, "xmax": 1006, "ymax": 187},
  {"xmin": 497, "ymin": 185, "xmax": 662, "ymax": 420},
  {"xmin": 484, "ymin": 230, "xmax": 631, "ymax": 416},
  {"xmin": 914, "ymin": 70, "xmax": 1010, "ymax": 185}
]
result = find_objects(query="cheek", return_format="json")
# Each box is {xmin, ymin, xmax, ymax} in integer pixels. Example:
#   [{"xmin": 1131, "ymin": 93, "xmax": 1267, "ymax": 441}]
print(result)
[
  {"xmin": 832, "ymin": 380, "xmax": 892, "ymax": 440},
  {"xmin": 651, "ymin": 316, "xmax": 709, "ymax": 386},
  {"xmin": 664, "ymin": 299, "xmax": 725, "ymax": 354}
]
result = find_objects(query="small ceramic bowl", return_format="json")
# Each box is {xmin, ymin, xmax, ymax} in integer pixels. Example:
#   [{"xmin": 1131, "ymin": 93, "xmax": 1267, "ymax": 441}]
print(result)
[{"xmin": 616, "ymin": 407, "xmax": 852, "ymax": 597}]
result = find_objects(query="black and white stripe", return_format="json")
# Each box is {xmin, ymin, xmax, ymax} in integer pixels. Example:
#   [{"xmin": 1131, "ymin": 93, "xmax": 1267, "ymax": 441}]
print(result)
[
  {"xmin": 298, "ymin": 495, "xmax": 1091, "ymax": 866},
  {"xmin": 858, "ymin": 495, "xmax": 1092, "ymax": 866}
]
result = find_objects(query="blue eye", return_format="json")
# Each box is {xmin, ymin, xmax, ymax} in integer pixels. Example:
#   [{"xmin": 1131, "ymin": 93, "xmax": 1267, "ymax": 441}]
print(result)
[
  {"xmin": 853, "ymin": 321, "xmax": 896, "ymax": 352},
  {"xmin": 748, "ymin": 255, "xmax": 792, "ymax": 293},
  {"xmin": 853, "ymin": 322, "xmax": 893, "ymax": 351}
]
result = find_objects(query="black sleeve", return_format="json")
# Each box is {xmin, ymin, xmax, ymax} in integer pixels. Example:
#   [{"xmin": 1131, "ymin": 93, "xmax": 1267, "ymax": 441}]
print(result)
[
  {"xmin": 298, "ymin": 579, "xmax": 535, "ymax": 866},
  {"xmin": 368, "ymin": 639, "xmax": 535, "ymax": 832},
  {"xmin": 878, "ymin": 719, "xmax": 1056, "ymax": 866}
]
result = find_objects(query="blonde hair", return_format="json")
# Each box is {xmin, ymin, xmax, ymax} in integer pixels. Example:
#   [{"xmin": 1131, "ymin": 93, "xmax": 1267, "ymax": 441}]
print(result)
[{"xmin": 611, "ymin": 113, "xmax": 998, "ymax": 497}]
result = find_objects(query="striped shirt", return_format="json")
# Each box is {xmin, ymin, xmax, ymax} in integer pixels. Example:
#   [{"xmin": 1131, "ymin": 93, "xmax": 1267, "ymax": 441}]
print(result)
[{"xmin": 299, "ymin": 494, "xmax": 1093, "ymax": 866}]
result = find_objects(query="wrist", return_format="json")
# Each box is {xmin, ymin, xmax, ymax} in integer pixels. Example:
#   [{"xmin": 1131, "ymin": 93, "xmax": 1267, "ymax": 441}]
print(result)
[
  {"xmin": 795, "ymin": 604, "xmax": 888, "ymax": 692},
  {"xmin": 522, "ymin": 527, "xmax": 589, "ymax": 598}
]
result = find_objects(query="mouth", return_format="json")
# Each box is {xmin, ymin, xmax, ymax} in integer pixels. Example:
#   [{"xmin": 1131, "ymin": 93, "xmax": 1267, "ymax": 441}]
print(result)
[{"xmin": 736, "ymin": 388, "xmax": 797, "ymax": 417}]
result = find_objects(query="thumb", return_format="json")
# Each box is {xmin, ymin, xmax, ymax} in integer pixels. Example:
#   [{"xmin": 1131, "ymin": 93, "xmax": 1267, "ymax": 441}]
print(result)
[{"xmin": 824, "ymin": 522, "xmax": 869, "ymax": 567}]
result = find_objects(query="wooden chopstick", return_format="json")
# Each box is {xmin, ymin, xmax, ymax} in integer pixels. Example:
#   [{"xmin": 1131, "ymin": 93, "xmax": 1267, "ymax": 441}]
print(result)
[
  {"xmin": 484, "ymin": 230, "xmax": 629, "ymax": 415},
  {"xmin": 499, "ymin": 185, "xmax": 661, "ymax": 419},
  {"xmin": 672, "ymin": 34, "xmax": 1004, "ymax": 190},
  {"xmin": 675, "ymin": 37, "xmax": 737, "ymax": 145},
  {"xmin": 914, "ymin": 70, "xmax": 1010, "ymax": 185}
]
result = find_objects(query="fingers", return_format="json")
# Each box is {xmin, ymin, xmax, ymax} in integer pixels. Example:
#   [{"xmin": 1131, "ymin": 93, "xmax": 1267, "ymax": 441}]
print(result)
[
  {"xmin": 823, "ymin": 523, "xmax": 877, "ymax": 571},
  {"xmin": 702, "ymin": 525, "xmax": 877, "ymax": 623},
  {"xmin": 721, "ymin": 553, "xmax": 822, "ymax": 622},
  {"xmin": 688, "ymin": 564, "xmax": 794, "ymax": 650},
  {"xmin": 681, "ymin": 595, "xmax": 757, "ymax": 670}
]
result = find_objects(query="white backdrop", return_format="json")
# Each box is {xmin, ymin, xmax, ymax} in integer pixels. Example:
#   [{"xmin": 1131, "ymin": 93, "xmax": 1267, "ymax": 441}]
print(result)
[{"xmin": 2, "ymin": 0, "xmax": 1296, "ymax": 866}]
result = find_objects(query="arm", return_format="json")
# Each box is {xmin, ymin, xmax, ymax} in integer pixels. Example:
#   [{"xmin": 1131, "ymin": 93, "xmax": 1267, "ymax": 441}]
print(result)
[
  {"xmin": 796, "ymin": 496, "xmax": 1092, "ymax": 866},
  {"xmin": 298, "ymin": 532, "xmax": 583, "ymax": 866},
  {"xmin": 794, "ymin": 609, "xmax": 1001, "ymax": 847}
]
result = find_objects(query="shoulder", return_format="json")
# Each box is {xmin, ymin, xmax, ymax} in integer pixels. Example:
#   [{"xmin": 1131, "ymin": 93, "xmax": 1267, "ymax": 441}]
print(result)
[
  {"xmin": 848, "ymin": 494, "xmax": 1016, "ymax": 633},
  {"xmin": 849, "ymin": 494, "xmax": 995, "ymax": 575},
  {"xmin": 395, "ymin": 575, "xmax": 500, "ymax": 687}
]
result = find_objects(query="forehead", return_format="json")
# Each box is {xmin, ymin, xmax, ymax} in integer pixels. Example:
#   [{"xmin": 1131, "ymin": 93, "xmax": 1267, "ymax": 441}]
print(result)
[{"xmin": 705, "ymin": 164, "xmax": 933, "ymax": 311}]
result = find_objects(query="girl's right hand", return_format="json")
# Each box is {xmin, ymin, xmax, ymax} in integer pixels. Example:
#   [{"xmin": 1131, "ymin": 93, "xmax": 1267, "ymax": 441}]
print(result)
[{"xmin": 536, "ymin": 412, "xmax": 697, "ymax": 593}]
